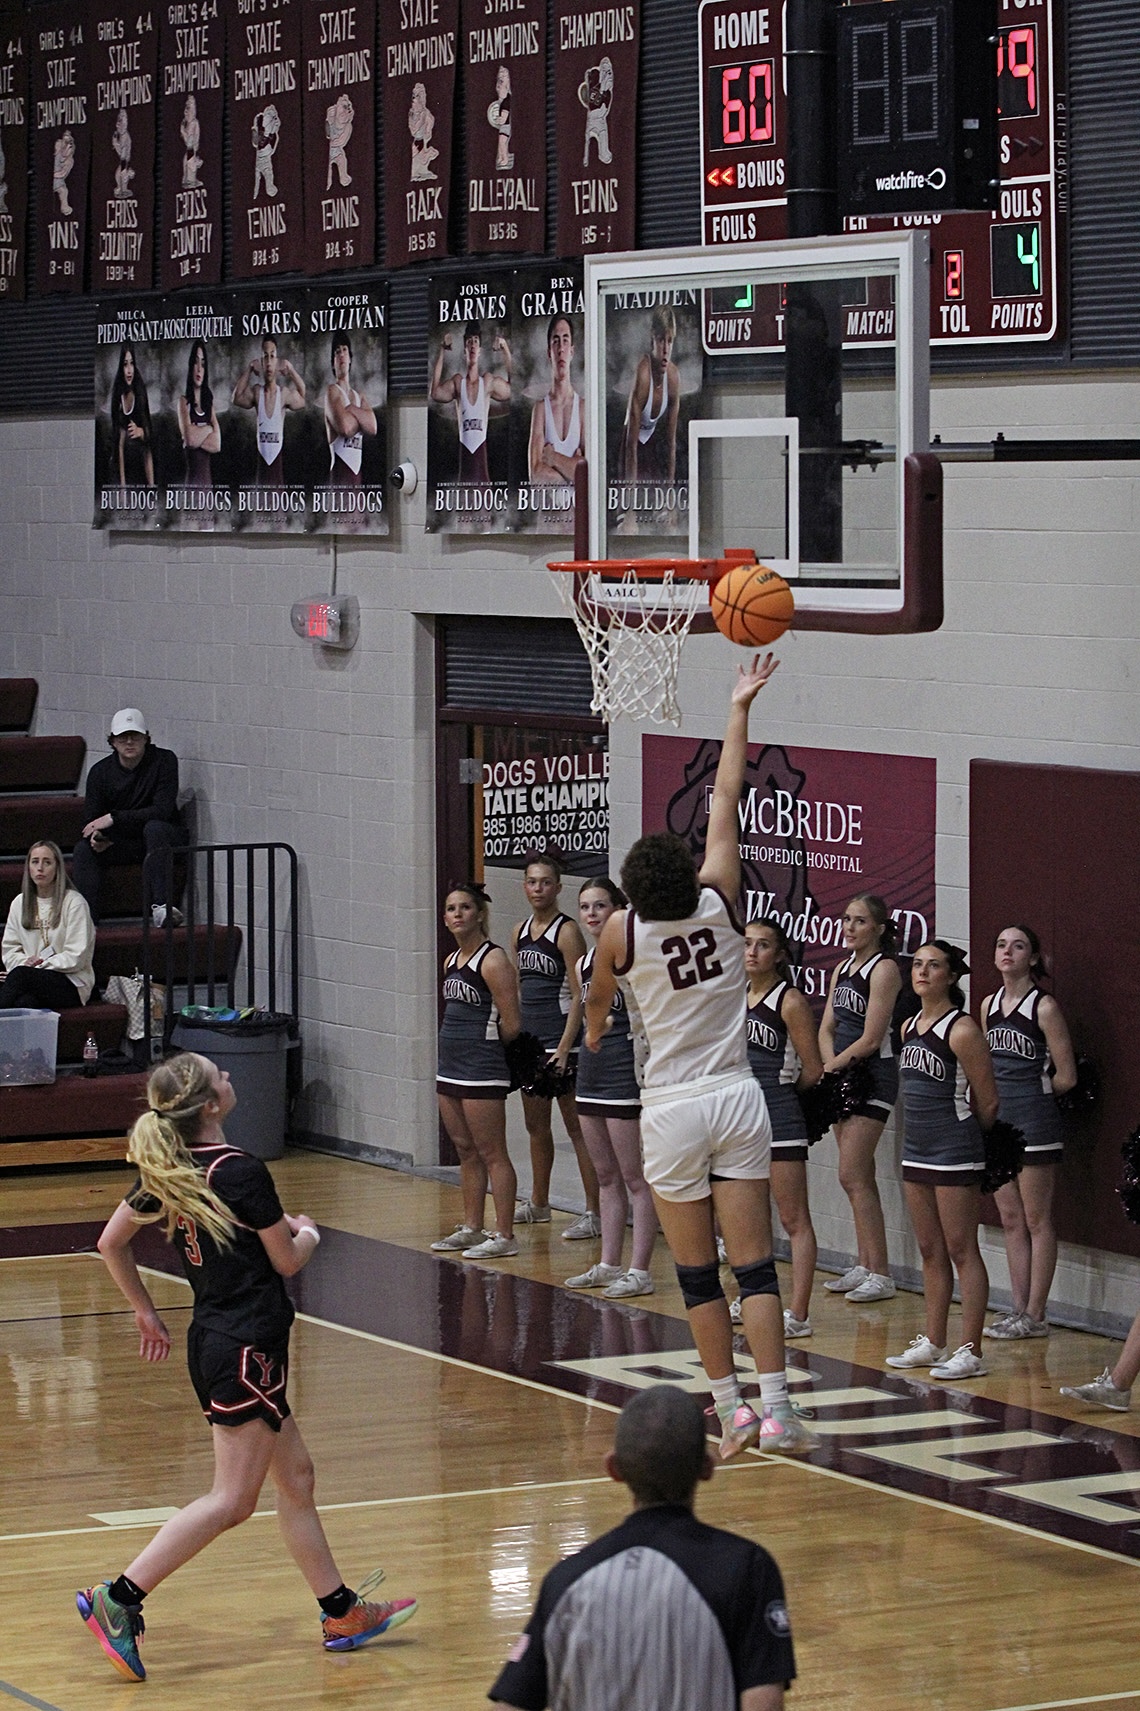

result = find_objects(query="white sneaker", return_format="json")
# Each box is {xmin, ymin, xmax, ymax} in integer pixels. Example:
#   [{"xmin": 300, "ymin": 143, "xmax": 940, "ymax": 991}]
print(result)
[
  {"xmin": 604, "ymin": 1269, "xmax": 654, "ymax": 1299},
  {"xmin": 985, "ymin": 1311, "xmax": 1049, "ymax": 1340},
  {"xmin": 1059, "ymin": 1368, "xmax": 1133, "ymax": 1412},
  {"xmin": 729, "ymin": 1297, "xmax": 743, "ymax": 1324},
  {"xmin": 565, "ymin": 1263, "xmax": 623, "ymax": 1290},
  {"xmin": 846, "ymin": 1272, "xmax": 896, "ymax": 1303},
  {"xmin": 514, "ymin": 1201, "xmax": 551, "ymax": 1224},
  {"xmin": 150, "ymin": 904, "xmax": 184, "ymax": 927},
  {"xmin": 430, "ymin": 1225, "xmax": 487, "ymax": 1252},
  {"xmin": 886, "ymin": 1335, "xmax": 948, "ymax": 1369},
  {"xmin": 982, "ymin": 1311, "xmax": 1022, "ymax": 1338},
  {"xmin": 783, "ymin": 1312, "xmax": 812, "ymax": 1338},
  {"xmin": 716, "ymin": 1237, "xmax": 728, "ymax": 1264},
  {"xmin": 824, "ymin": 1265, "xmax": 870, "ymax": 1294},
  {"xmin": 462, "ymin": 1234, "xmax": 520, "ymax": 1259},
  {"xmin": 561, "ymin": 1212, "xmax": 602, "ymax": 1241},
  {"xmin": 929, "ymin": 1343, "xmax": 989, "ymax": 1380}
]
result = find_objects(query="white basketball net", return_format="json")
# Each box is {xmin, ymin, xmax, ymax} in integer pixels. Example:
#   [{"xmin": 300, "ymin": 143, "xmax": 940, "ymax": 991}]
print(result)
[{"xmin": 551, "ymin": 565, "xmax": 706, "ymax": 725}]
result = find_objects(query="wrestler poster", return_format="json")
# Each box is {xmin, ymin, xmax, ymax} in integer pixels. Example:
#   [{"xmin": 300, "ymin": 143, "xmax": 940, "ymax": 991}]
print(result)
[
  {"xmin": 306, "ymin": 282, "xmax": 388, "ymax": 533},
  {"xmin": 32, "ymin": 1, "xmax": 91, "ymax": 295},
  {"xmin": 0, "ymin": 7, "xmax": 29, "ymax": 301},
  {"xmin": 554, "ymin": 0, "xmax": 638, "ymax": 258},
  {"xmin": 226, "ymin": 0, "xmax": 305, "ymax": 280},
  {"xmin": 604, "ymin": 288, "xmax": 704, "ymax": 541},
  {"xmin": 643, "ymin": 737, "xmax": 936, "ymax": 1006},
  {"xmin": 462, "ymin": 0, "xmax": 546, "ymax": 256},
  {"xmin": 158, "ymin": 0, "xmax": 224, "ymax": 289},
  {"xmin": 512, "ymin": 264, "xmax": 585, "ymax": 537},
  {"xmin": 88, "ymin": 0, "xmax": 157, "ymax": 294},
  {"xmin": 380, "ymin": 0, "xmax": 458, "ymax": 269},
  {"xmin": 301, "ymin": 0, "xmax": 376, "ymax": 274},
  {"xmin": 427, "ymin": 274, "xmax": 511, "ymax": 533}
]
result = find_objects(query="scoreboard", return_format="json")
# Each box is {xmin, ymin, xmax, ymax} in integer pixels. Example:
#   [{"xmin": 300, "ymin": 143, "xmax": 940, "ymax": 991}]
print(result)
[{"xmin": 698, "ymin": 0, "xmax": 1067, "ymax": 352}]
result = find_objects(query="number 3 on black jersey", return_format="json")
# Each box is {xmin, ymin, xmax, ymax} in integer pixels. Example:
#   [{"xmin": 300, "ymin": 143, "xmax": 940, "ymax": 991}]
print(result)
[
  {"xmin": 661, "ymin": 927, "xmax": 724, "ymax": 991},
  {"xmin": 176, "ymin": 1213, "xmax": 203, "ymax": 1267}
]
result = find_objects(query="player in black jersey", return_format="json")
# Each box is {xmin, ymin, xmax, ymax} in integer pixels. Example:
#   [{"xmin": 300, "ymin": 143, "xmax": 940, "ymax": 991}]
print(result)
[{"xmin": 76, "ymin": 1052, "xmax": 417, "ymax": 1682}]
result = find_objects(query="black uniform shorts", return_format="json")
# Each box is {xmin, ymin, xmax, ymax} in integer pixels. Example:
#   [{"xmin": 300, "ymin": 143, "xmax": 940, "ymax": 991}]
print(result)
[{"xmin": 187, "ymin": 1323, "xmax": 291, "ymax": 1432}]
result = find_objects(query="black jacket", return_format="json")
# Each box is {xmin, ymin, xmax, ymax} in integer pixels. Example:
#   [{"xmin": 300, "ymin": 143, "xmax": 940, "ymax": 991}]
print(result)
[{"xmin": 84, "ymin": 743, "xmax": 180, "ymax": 833}]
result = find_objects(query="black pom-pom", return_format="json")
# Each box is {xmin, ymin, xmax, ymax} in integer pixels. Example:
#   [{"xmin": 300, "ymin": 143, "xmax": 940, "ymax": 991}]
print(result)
[
  {"xmin": 1055, "ymin": 1054, "xmax": 1101, "ymax": 1116},
  {"xmin": 798, "ymin": 1077, "xmax": 842, "ymax": 1146},
  {"xmin": 1119, "ymin": 1125, "xmax": 1140, "ymax": 1226},
  {"xmin": 981, "ymin": 1118, "xmax": 1025, "ymax": 1194},
  {"xmin": 524, "ymin": 1054, "xmax": 578, "ymax": 1100},
  {"xmin": 836, "ymin": 1058, "xmax": 874, "ymax": 1120},
  {"xmin": 503, "ymin": 1030, "xmax": 546, "ymax": 1093}
]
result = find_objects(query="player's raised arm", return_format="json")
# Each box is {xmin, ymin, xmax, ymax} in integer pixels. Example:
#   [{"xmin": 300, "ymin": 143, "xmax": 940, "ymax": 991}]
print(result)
[{"xmin": 698, "ymin": 653, "xmax": 779, "ymax": 899}]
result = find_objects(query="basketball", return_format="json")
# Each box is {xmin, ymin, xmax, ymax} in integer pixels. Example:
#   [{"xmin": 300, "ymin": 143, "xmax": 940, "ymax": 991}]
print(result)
[{"xmin": 709, "ymin": 562, "xmax": 795, "ymax": 647}]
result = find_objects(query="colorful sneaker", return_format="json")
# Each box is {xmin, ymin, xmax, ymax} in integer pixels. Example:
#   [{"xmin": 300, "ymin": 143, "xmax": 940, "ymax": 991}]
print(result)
[
  {"xmin": 886, "ymin": 1335, "xmax": 948, "ymax": 1369},
  {"xmin": 1059, "ymin": 1368, "xmax": 1133, "ymax": 1412},
  {"xmin": 514, "ymin": 1201, "xmax": 551, "ymax": 1224},
  {"xmin": 77, "ymin": 1583, "xmax": 146, "ymax": 1681},
  {"xmin": 322, "ymin": 1595, "xmax": 418, "ymax": 1651},
  {"xmin": 718, "ymin": 1401, "xmax": 764, "ymax": 1460},
  {"xmin": 846, "ymin": 1272, "xmax": 896, "ymax": 1302},
  {"xmin": 929, "ymin": 1343, "xmax": 989, "ymax": 1381},
  {"xmin": 824, "ymin": 1264, "xmax": 870, "ymax": 1294},
  {"xmin": 562, "ymin": 1211, "xmax": 602, "ymax": 1241},
  {"xmin": 430, "ymin": 1225, "xmax": 487, "ymax": 1252},
  {"xmin": 462, "ymin": 1234, "xmax": 519, "ymax": 1258},
  {"xmin": 603, "ymin": 1268, "xmax": 655, "ymax": 1299},
  {"xmin": 783, "ymin": 1311, "xmax": 813, "ymax": 1338},
  {"xmin": 565, "ymin": 1262, "xmax": 623, "ymax": 1290},
  {"xmin": 763, "ymin": 1404, "xmax": 820, "ymax": 1454}
]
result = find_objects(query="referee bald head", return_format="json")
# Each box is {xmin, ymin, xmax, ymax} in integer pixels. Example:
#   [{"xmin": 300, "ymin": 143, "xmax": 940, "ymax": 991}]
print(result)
[{"xmin": 608, "ymin": 1385, "xmax": 714, "ymax": 1509}]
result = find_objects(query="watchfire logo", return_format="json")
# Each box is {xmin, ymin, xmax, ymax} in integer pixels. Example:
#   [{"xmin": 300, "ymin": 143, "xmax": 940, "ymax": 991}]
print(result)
[{"xmin": 875, "ymin": 167, "xmax": 947, "ymax": 192}]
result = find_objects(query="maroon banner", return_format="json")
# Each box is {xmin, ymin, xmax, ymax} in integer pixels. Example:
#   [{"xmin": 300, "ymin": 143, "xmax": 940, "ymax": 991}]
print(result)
[
  {"xmin": 88, "ymin": 0, "xmax": 157, "ymax": 293},
  {"xmin": 301, "ymin": 0, "xmax": 375, "ymax": 274},
  {"xmin": 0, "ymin": 8, "xmax": 29, "ymax": 300},
  {"xmin": 380, "ymin": 0, "xmax": 457, "ymax": 268},
  {"xmin": 463, "ymin": 0, "xmax": 545, "ymax": 256},
  {"xmin": 31, "ymin": 2, "xmax": 91, "ymax": 294},
  {"xmin": 227, "ymin": 0, "xmax": 305, "ymax": 280},
  {"xmin": 554, "ymin": 0, "xmax": 638, "ymax": 257},
  {"xmin": 643, "ymin": 736, "xmax": 936, "ymax": 1005},
  {"xmin": 159, "ymin": 0, "xmax": 225, "ymax": 289}
]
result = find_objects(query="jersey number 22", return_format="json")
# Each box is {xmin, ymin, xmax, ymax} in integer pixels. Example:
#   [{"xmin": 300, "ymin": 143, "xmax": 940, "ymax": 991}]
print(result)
[{"xmin": 661, "ymin": 928, "xmax": 723, "ymax": 990}]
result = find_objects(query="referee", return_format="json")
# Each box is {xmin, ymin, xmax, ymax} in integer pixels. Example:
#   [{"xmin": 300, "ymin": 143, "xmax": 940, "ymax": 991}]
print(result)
[{"xmin": 488, "ymin": 1385, "xmax": 796, "ymax": 1711}]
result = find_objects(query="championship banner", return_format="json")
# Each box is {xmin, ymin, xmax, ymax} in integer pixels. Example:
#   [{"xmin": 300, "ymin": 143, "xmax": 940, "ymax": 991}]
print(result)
[
  {"xmin": 302, "ymin": 0, "xmax": 375, "ymax": 274},
  {"xmin": 463, "ymin": 0, "xmax": 545, "ymax": 256},
  {"xmin": 553, "ymin": 0, "xmax": 638, "ymax": 258},
  {"xmin": 88, "ymin": 0, "xmax": 158, "ymax": 293},
  {"xmin": 226, "ymin": 0, "xmax": 304, "ymax": 280},
  {"xmin": 643, "ymin": 737, "xmax": 937, "ymax": 1004},
  {"xmin": 94, "ymin": 300, "xmax": 165, "ymax": 526},
  {"xmin": 0, "ymin": 8, "xmax": 29, "ymax": 300},
  {"xmin": 32, "ymin": 1, "xmax": 91, "ymax": 294},
  {"xmin": 380, "ymin": 0, "xmax": 457, "ymax": 268},
  {"xmin": 306, "ymin": 282, "xmax": 389, "ymax": 533},
  {"xmin": 227, "ymin": 291, "xmax": 310, "ymax": 527},
  {"xmin": 511, "ymin": 264, "xmax": 584, "ymax": 536},
  {"xmin": 482, "ymin": 728, "xmax": 609, "ymax": 879},
  {"xmin": 604, "ymin": 288, "xmax": 702, "ymax": 541},
  {"xmin": 427, "ymin": 274, "xmax": 511, "ymax": 533},
  {"xmin": 159, "ymin": 0, "xmax": 224, "ymax": 289}
]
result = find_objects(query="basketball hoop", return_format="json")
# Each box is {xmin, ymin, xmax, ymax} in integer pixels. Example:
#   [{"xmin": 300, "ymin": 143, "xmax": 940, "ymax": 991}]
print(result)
[{"xmin": 549, "ymin": 556, "xmax": 749, "ymax": 725}]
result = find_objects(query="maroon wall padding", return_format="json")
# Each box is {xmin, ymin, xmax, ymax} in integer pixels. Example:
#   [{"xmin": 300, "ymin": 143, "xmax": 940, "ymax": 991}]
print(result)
[
  {"xmin": 970, "ymin": 760, "xmax": 1140, "ymax": 1261},
  {"xmin": 0, "ymin": 681, "xmax": 37, "ymax": 732},
  {"xmin": 0, "ymin": 736, "xmax": 86, "ymax": 792},
  {"xmin": 0, "ymin": 1073, "xmax": 148, "ymax": 1139},
  {"xmin": 92, "ymin": 924, "xmax": 242, "ymax": 985},
  {"xmin": 0, "ymin": 797, "xmax": 87, "ymax": 856}
]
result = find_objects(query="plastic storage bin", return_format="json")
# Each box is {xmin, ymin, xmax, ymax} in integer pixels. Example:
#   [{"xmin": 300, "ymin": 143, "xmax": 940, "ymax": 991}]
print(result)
[{"xmin": 0, "ymin": 1008, "xmax": 60, "ymax": 1085}]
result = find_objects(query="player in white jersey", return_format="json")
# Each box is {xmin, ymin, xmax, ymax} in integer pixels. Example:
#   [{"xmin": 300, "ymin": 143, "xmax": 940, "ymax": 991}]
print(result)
[
  {"xmin": 585, "ymin": 656, "xmax": 816, "ymax": 1459},
  {"xmin": 233, "ymin": 336, "xmax": 306, "ymax": 487}
]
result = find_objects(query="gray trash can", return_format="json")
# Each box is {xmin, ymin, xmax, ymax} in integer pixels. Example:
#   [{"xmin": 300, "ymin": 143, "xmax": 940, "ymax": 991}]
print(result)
[{"xmin": 171, "ymin": 1015, "xmax": 295, "ymax": 1159}]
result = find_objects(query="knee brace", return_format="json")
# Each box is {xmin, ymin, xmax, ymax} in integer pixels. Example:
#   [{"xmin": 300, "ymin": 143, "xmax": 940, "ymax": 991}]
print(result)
[
  {"xmin": 675, "ymin": 1261, "xmax": 725, "ymax": 1311},
  {"xmin": 732, "ymin": 1257, "xmax": 779, "ymax": 1300}
]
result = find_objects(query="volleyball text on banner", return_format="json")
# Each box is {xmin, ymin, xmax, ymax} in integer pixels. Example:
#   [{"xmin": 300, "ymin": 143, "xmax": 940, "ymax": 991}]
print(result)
[
  {"xmin": 302, "ymin": 0, "xmax": 375, "ymax": 273},
  {"xmin": 226, "ymin": 0, "xmax": 305, "ymax": 280},
  {"xmin": 427, "ymin": 272, "xmax": 512, "ymax": 533},
  {"xmin": 159, "ymin": 0, "xmax": 224, "ymax": 289},
  {"xmin": 32, "ymin": 0, "xmax": 91, "ymax": 294},
  {"xmin": 380, "ymin": 0, "xmax": 458, "ymax": 268},
  {"xmin": 88, "ymin": 0, "xmax": 158, "ymax": 293},
  {"xmin": 0, "ymin": 6, "xmax": 29, "ymax": 300},
  {"xmin": 554, "ymin": 0, "xmax": 638, "ymax": 257},
  {"xmin": 463, "ymin": 0, "xmax": 546, "ymax": 256},
  {"xmin": 306, "ymin": 281, "xmax": 389, "ymax": 533},
  {"xmin": 511, "ymin": 262, "xmax": 584, "ymax": 536}
]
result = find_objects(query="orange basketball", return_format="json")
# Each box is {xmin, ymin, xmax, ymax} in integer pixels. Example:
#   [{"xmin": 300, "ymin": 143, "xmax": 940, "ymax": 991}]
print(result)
[{"xmin": 709, "ymin": 562, "xmax": 795, "ymax": 647}]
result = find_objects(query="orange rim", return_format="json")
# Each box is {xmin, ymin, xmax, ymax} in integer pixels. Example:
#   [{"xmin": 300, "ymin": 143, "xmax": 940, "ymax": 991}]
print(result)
[{"xmin": 548, "ymin": 557, "xmax": 746, "ymax": 583}]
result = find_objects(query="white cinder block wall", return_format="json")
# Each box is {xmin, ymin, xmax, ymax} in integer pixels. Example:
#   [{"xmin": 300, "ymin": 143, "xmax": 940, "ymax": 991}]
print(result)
[{"xmin": 1, "ymin": 372, "xmax": 1137, "ymax": 1330}]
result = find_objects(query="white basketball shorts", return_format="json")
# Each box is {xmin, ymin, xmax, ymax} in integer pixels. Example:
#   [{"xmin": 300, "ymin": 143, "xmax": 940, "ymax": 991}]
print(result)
[{"xmin": 639, "ymin": 1072, "xmax": 772, "ymax": 1202}]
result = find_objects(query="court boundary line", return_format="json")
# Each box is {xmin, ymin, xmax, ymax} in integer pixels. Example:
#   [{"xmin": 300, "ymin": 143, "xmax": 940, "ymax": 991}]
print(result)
[
  {"xmin": 988, "ymin": 1692, "xmax": 1140, "ymax": 1710},
  {"xmin": 0, "ymin": 1680, "xmax": 67, "ymax": 1711}
]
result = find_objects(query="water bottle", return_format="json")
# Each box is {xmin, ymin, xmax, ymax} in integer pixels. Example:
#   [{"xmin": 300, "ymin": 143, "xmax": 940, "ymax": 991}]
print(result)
[{"xmin": 83, "ymin": 1034, "xmax": 99, "ymax": 1078}]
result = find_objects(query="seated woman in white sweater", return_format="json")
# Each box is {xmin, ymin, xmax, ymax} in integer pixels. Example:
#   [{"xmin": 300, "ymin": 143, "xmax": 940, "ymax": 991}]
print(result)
[{"xmin": 1, "ymin": 841, "xmax": 95, "ymax": 1010}]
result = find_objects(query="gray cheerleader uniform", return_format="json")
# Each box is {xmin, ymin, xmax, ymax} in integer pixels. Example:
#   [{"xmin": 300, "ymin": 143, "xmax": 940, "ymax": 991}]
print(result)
[
  {"xmin": 898, "ymin": 1009, "xmax": 986, "ymax": 1186},
  {"xmin": 517, "ymin": 912, "xmax": 575, "ymax": 1055},
  {"xmin": 830, "ymin": 951, "xmax": 899, "ymax": 1120},
  {"xmin": 746, "ymin": 982, "xmax": 808, "ymax": 1162},
  {"xmin": 437, "ymin": 940, "xmax": 510, "ymax": 1100},
  {"xmin": 576, "ymin": 944, "xmax": 640, "ymax": 1119},
  {"xmin": 985, "ymin": 988, "xmax": 1063, "ymax": 1162}
]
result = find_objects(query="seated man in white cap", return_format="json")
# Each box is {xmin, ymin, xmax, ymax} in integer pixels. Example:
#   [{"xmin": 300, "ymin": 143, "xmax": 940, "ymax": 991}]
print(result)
[{"xmin": 72, "ymin": 709, "xmax": 185, "ymax": 925}]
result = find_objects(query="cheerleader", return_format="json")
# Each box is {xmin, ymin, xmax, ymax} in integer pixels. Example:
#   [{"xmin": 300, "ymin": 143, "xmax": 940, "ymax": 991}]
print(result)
[
  {"xmin": 982, "ymin": 924, "xmax": 1077, "ymax": 1339},
  {"xmin": 432, "ymin": 883, "xmax": 521, "ymax": 1259},
  {"xmin": 741, "ymin": 918, "xmax": 824, "ymax": 1336},
  {"xmin": 565, "ymin": 879, "xmax": 658, "ymax": 1298},
  {"xmin": 512, "ymin": 853, "xmax": 601, "ymax": 1238},
  {"xmin": 886, "ymin": 942, "xmax": 999, "ymax": 1381},
  {"xmin": 818, "ymin": 894, "xmax": 902, "ymax": 1302}
]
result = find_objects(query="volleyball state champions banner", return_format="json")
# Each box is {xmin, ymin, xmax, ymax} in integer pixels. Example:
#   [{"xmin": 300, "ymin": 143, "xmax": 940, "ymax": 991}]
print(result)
[{"xmin": 643, "ymin": 736, "xmax": 936, "ymax": 1004}]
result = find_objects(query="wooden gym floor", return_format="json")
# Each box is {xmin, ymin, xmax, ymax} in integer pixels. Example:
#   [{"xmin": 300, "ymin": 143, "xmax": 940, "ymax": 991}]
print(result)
[{"xmin": 2, "ymin": 1151, "xmax": 1139, "ymax": 1711}]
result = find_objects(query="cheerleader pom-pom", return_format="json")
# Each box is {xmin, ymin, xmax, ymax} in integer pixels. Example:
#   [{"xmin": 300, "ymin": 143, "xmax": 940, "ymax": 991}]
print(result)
[
  {"xmin": 836, "ymin": 1057, "xmax": 874, "ymax": 1120},
  {"xmin": 1118, "ymin": 1125, "xmax": 1140, "ymax": 1224},
  {"xmin": 504, "ymin": 1030, "xmax": 546, "ymax": 1093},
  {"xmin": 981, "ymin": 1118, "xmax": 1026, "ymax": 1195},
  {"xmin": 798, "ymin": 1077, "xmax": 843, "ymax": 1146},
  {"xmin": 1055, "ymin": 1054, "xmax": 1101, "ymax": 1116},
  {"xmin": 525, "ymin": 1054, "xmax": 578, "ymax": 1100}
]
